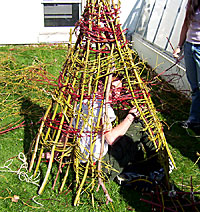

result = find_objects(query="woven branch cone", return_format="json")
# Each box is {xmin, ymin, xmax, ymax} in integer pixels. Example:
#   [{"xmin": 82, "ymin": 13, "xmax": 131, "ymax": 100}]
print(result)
[{"xmin": 29, "ymin": 0, "xmax": 175, "ymax": 206}]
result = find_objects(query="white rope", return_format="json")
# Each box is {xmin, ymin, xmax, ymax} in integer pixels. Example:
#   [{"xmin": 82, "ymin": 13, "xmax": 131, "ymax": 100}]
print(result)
[
  {"xmin": 32, "ymin": 195, "xmax": 44, "ymax": 207},
  {"xmin": 0, "ymin": 152, "xmax": 40, "ymax": 186}
]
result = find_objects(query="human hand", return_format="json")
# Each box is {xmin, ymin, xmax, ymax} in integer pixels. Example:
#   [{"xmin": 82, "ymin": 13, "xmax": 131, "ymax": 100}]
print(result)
[
  {"xmin": 128, "ymin": 107, "xmax": 140, "ymax": 119},
  {"xmin": 173, "ymin": 47, "xmax": 182, "ymax": 59}
]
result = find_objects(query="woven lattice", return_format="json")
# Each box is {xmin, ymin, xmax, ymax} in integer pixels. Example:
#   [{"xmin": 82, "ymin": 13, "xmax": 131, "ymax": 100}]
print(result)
[{"xmin": 29, "ymin": 0, "xmax": 175, "ymax": 205}]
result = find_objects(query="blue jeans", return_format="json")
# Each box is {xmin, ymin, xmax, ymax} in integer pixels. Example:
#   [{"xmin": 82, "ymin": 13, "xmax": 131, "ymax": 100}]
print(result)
[{"xmin": 184, "ymin": 42, "xmax": 200, "ymax": 123}]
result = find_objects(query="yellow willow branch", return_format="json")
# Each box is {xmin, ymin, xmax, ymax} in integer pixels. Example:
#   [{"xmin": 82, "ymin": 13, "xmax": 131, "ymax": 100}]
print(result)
[{"xmin": 38, "ymin": 104, "xmax": 69, "ymax": 194}]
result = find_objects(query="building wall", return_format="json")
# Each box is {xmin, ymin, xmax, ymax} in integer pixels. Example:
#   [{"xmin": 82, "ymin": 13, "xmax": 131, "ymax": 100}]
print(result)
[
  {"xmin": 0, "ymin": 0, "xmax": 82, "ymax": 44},
  {"xmin": 0, "ymin": 0, "xmax": 131, "ymax": 44},
  {"xmin": 120, "ymin": 0, "xmax": 136, "ymax": 26},
  {"xmin": 0, "ymin": 0, "xmax": 43, "ymax": 44},
  {"xmin": 0, "ymin": 0, "xmax": 186, "ymax": 49}
]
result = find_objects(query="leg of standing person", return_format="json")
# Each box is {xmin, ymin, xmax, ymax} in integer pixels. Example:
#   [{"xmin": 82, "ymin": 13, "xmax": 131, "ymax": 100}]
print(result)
[{"xmin": 183, "ymin": 42, "xmax": 200, "ymax": 126}]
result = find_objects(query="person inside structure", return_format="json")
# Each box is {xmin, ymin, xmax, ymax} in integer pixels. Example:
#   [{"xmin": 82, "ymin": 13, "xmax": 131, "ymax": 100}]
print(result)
[{"xmin": 74, "ymin": 74, "xmax": 169, "ymax": 188}]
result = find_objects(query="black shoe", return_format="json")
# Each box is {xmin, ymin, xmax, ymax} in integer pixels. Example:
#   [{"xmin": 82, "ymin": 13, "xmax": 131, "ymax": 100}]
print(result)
[{"xmin": 180, "ymin": 121, "xmax": 200, "ymax": 129}]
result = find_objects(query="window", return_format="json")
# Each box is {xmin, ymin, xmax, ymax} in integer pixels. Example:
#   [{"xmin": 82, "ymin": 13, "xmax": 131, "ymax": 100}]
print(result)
[{"xmin": 43, "ymin": 2, "xmax": 80, "ymax": 27}]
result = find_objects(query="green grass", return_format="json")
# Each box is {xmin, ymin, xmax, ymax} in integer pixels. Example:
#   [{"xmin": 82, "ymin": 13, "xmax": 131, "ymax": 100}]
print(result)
[{"xmin": 0, "ymin": 44, "xmax": 199, "ymax": 211}]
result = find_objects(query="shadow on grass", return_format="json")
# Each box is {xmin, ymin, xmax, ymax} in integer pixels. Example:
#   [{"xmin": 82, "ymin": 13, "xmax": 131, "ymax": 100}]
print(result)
[
  {"xmin": 149, "ymin": 79, "xmax": 200, "ymax": 168},
  {"xmin": 20, "ymin": 98, "xmax": 45, "ymax": 155},
  {"xmin": 159, "ymin": 89, "xmax": 200, "ymax": 169},
  {"xmin": 165, "ymin": 125, "xmax": 200, "ymax": 169},
  {"xmin": 119, "ymin": 183, "xmax": 200, "ymax": 211},
  {"xmin": 119, "ymin": 186, "xmax": 152, "ymax": 211}
]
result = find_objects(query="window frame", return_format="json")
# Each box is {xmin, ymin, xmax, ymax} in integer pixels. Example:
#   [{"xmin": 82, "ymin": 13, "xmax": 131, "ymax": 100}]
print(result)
[{"xmin": 42, "ymin": 0, "xmax": 81, "ymax": 27}]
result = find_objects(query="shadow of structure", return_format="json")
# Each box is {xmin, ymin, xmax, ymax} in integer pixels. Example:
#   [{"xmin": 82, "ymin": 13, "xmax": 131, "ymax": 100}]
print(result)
[
  {"xmin": 165, "ymin": 125, "xmax": 200, "ymax": 169},
  {"xmin": 123, "ymin": 0, "xmax": 151, "ymax": 41},
  {"xmin": 123, "ymin": 0, "xmax": 143, "ymax": 41},
  {"xmin": 20, "ymin": 98, "xmax": 45, "ymax": 157},
  {"xmin": 157, "ymin": 86, "xmax": 200, "ymax": 169},
  {"xmin": 119, "ymin": 183, "xmax": 200, "ymax": 211}
]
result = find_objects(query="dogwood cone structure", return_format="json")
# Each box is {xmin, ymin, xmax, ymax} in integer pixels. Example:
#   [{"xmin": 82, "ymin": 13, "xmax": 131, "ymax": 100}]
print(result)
[{"xmin": 29, "ymin": 0, "xmax": 175, "ymax": 206}]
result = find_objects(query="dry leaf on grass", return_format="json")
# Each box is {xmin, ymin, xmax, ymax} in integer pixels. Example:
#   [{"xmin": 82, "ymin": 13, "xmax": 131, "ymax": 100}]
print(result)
[{"xmin": 12, "ymin": 195, "xmax": 19, "ymax": 202}]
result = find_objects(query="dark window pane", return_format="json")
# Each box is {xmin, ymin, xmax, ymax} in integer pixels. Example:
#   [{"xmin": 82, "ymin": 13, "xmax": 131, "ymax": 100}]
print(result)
[{"xmin": 44, "ymin": 3, "xmax": 80, "ymax": 27}]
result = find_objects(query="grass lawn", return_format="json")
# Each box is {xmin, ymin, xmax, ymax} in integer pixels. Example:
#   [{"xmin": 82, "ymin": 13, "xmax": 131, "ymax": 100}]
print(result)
[{"xmin": 0, "ymin": 44, "xmax": 199, "ymax": 212}]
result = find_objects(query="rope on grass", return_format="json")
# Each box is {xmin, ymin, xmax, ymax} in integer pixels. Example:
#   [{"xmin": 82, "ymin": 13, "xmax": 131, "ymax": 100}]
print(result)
[
  {"xmin": 0, "ymin": 152, "xmax": 40, "ymax": 187},
  {"xmin": 32, "ymin": 195, "xmax": 44, "ymax": 207}
]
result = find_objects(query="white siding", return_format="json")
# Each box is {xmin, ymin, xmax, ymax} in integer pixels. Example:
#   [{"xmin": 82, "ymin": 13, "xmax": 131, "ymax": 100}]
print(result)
[
  {"xmin": 0, "ymin": 0, "xmax": 138, "ymax": 44},
  {"xmin": 0, "ymin": 0, "xmax": 43, "ymax": 44},
  {"xmin": 0, "ymin": 0, "xmax": 82, "ymax": 44}
]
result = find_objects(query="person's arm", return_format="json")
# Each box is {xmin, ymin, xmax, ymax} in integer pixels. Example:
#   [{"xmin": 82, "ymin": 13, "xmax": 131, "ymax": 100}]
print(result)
[
  {"xmin": 105, "ymin": 107, "xmax": 139, "ymax": 145},
  {"xmin": 173, "ymin": 10, "xmax": 189, "ymax": 58}
]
